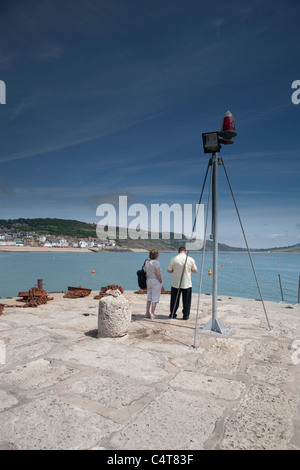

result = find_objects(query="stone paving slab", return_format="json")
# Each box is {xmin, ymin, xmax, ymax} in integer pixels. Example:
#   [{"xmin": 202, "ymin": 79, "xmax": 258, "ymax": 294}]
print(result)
[{"xmin": 0, "ymin": 396, "xmax": 121, "ymax": 450}]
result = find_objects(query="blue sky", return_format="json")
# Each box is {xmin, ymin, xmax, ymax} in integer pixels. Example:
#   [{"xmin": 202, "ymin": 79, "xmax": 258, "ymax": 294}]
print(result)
[{"xmin": 0, "ymin": 0, "xmax": 300, "ymax": 248}]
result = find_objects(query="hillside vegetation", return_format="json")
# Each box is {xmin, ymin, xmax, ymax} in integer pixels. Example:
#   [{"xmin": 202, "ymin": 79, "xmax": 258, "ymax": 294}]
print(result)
[
  {"xmin": 0, "ymin": 218, "xmax": 97, "ymax": 239},
  {"xmin": 1, "ymin": 218, "xmax": 299, "ymax": 252}
]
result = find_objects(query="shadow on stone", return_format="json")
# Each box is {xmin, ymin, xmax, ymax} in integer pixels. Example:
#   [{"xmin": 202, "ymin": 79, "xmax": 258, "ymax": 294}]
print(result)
[{"xmin": 85, "ymin": 329, "xmax": 98, "ymax": 338}]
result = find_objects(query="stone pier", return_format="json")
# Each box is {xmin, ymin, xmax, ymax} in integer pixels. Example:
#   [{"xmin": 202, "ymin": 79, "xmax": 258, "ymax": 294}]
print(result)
[{"xmin": 0, "ymin": 292, "xmax": 299, "ymax": 450}]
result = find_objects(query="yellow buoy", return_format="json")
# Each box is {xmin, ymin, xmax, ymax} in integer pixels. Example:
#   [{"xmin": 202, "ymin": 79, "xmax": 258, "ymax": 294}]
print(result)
[
  {"xmin": 208, "ymin": 270, "xmax": 212, "ymax": 275},
  {"xmin": 92, "ymin": 270, "xmax": 95, "ymax": 274}
]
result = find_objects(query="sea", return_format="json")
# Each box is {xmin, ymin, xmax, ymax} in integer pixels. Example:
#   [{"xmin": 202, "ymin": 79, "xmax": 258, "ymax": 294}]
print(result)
[{"xmin": 0, "ymin": 251, "xmax": 300, "ymax": 304}]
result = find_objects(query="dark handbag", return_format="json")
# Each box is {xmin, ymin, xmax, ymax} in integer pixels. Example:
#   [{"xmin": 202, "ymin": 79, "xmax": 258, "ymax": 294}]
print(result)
[{"xmin": 137, "ymin": 259, "xmax": 148, "ymax": 289}]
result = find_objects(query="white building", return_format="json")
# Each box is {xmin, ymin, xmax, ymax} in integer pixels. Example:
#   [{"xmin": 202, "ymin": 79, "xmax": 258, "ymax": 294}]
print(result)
[
  {"xmin": 14, "ymin": 240, "xmax": 24, "ymax": 246},
  {"xmin": 58, "ymin": 238, "xmax": 69, "ymax": 247}
]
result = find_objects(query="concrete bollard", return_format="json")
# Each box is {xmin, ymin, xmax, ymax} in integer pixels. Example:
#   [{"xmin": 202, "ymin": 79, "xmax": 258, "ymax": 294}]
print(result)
[{"xmin": 97, "ymin": 294, "xmax": 131, "ymax": 338}]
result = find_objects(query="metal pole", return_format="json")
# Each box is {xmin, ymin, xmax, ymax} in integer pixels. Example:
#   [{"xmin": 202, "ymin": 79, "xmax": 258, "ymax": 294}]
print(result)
[
  {"xmin": 199, "ymin": 153, "xmax": 230, "ymax": 335},
  {"xmin": 212, "ymin": 152, "xmax": 218, "ymax": 329},
  {"xmin": 278, "ymin": 274, "xmax": 284, "ymax": 302},
  {"xmin": 194, "ymin": 159, "xmax": 213, "ymax": 347}
]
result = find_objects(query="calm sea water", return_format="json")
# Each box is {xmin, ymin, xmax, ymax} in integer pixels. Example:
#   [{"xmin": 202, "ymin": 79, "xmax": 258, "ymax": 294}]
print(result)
[{"xmin": 0, "ymin": 251, "xmax": 299, "ymax": 304}]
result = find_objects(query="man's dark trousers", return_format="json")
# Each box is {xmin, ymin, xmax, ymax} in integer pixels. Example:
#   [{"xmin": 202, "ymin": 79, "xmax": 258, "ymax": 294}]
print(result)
[{"xmin": 170, "ymin": 287, "xmax": 192, "ymax": 319}]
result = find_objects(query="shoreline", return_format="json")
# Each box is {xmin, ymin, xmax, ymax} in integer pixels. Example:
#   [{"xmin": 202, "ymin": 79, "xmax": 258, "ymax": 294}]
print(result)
[
  {"xmin": 0, "ymin": 246, "xmax": 148, "ymax": 253},
  {"xmin": 0, "ymin": 246, "xmax": 299, "ymax": 254}
]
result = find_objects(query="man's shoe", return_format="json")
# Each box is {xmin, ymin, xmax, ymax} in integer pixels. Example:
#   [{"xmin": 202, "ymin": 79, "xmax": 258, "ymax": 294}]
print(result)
[
  {"xmin": 169, "ymin": 313, "xmax": 177, "ymax": 319},
  {"xmin": 182, "ymin": 316, "xmax": 189, "ymax": 320}
]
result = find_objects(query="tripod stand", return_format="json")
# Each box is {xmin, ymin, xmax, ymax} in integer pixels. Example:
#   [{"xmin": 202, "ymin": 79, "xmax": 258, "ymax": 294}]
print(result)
[{"xmin": 190, "ymin": 152, "xmax": 272, "ymax": 346}]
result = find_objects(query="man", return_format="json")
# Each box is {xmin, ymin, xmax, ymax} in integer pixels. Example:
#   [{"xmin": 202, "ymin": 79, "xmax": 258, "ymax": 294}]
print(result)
[{"xmin": 167, "ymin": 246, "xmax": 198, "ymax": 320}]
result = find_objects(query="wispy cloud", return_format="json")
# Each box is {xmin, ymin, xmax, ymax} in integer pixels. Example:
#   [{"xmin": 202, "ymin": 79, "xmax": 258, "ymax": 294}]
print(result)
[
  {"xmin": 0, "ymin": 180, "xmax": 16, "ymax": 196},
  {"xmin": 34, "ymin": 45, "xmax": 64, "ymax": 61},
  {"xmin": 211, "ymin": 18, "xmax": 226, "ymax": 36},
  {"xmin": 265, "ymin": 233, "xmax": 284, "ymax": 239},
  {"xmin": 223, "ymin": 148, "xmax": 300, "ymax": 162},
  {"xmin": 0, "ymin": 104, "xmax": 169, "ymax": 163},
  {"xmin": 8, "ymin": 90, "xmax": 57, "ymax": 122},
  {"xmin": 86, "ymin": 192, "xmax": 137, "ymax": 206}
]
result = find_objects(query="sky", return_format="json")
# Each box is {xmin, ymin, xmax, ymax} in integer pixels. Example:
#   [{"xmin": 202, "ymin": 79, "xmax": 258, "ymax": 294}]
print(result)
[{"xmin": 0, "ymin": 0, "xmax": 300, "ymax": 248}]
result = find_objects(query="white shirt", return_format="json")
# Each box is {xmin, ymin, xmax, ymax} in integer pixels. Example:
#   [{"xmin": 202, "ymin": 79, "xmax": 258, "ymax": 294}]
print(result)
[
  {"xmin": 168, "ymin": 253, "xmax": 197, "ymax": 289},
  {"xmin": 145, "ymin": 259, "xmax": 161, "ymax": 282}
]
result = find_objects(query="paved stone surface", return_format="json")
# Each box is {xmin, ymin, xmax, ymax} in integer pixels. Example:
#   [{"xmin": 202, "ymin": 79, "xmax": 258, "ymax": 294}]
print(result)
[{"xmin": 0, "ymin": 291, "xmax": 299, "ymax": 450}]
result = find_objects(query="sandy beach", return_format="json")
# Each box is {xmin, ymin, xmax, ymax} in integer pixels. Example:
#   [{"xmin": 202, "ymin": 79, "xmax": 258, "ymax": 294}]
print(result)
[
  {"xmin": 0, "ymin": 246, "xmax": 91, "ymax": 253},
  {"xmin": 0, "ymin": 246, "xmax": 148, "ymax": 253},
  {"xmin": 0, "ymin": 290, "xmax": 299, "ymax": 450}
]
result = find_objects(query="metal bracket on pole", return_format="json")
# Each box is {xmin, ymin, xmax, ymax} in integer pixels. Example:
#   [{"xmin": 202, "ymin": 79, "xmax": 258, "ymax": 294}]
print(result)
[{"xmin": 200, "ymin": 317, "xmax": 231, "ymax": 336}]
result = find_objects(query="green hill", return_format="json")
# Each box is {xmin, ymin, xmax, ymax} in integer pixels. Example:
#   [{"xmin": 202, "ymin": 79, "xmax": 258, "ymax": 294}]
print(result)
[
  {"xmin": 0, "ymin": 218, "xmax": 97, "ymax": 238},
  {"xmin": 264, "ymin": 243, "xmax": 300, "ymax": 253},
  {"xmin": 0, "ymin": 218, "xmax": 299, "ymax": 252},
  {"xmin": 0, "ymin": 218, "xmax": 184, "ymax": 250}
]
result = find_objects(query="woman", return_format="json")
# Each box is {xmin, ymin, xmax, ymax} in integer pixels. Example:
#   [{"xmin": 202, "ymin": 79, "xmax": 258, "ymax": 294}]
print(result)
[{"xmin": 145, "ymin": 249, "xmax": 162, "ymax": 319}]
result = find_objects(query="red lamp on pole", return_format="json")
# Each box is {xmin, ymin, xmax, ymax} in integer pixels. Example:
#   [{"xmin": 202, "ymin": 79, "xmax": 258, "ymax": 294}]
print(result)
[{"xmin": 218, "ymin": 110, "xmax": 237, "ymax": 144}]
